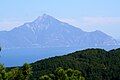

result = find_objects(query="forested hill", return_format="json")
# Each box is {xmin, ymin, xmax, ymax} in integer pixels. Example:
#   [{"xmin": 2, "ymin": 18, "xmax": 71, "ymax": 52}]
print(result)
[{"xmin": 31, "ymin": 48, "xmax": 120, "ymax": 80}]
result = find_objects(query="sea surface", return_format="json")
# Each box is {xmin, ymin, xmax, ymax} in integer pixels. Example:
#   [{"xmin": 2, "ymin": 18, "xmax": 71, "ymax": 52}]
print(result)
[
  {"xmin": 0, "ymin": 47, "xmax": 81, "ymax": 67},
  {"xmin": 0, "ymin": 45, "xmax": 119, "ymax": 67}
]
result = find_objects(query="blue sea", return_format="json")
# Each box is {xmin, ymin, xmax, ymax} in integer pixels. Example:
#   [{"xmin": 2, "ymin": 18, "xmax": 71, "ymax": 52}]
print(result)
[{"xmin": 0, "ymin": 47, "xmax": 81, "ymax": 67}]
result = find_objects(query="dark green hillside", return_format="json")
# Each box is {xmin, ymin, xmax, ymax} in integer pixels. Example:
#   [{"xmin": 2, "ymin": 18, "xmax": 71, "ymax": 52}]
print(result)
[
  {"xmin": 1, "ymin": 48, "xmax": 120, "ymax": 80},
  {"xmin": 31, "ymin": 48, "xmax": 120, "ymax": 80}
]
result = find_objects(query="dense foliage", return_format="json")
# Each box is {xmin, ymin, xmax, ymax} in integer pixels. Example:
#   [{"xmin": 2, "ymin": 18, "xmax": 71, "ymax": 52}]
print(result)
[
  {"xmin": 0, "ymin": 63, "xmax": 32, "ymax": 80},
  {"xmin": 31, "ymin": 48, "xmax": 120, "ymax": 80},
  {"xmin": 39, "ymin": 67, "xmax": 85, "ymax": 80},
  {"xmin": 1, "ymin": 48, "xmax": 120, "ymax": 80}
]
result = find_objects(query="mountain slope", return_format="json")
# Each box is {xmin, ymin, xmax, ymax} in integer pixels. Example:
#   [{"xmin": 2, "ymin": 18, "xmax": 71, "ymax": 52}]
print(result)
[
  {"xmin": 0, "ymin": 14, "xmax": 118, "ymax": 49},
  {"xmin": 30, "ymin": 48, "xmax": 120, "ymax": 80}
]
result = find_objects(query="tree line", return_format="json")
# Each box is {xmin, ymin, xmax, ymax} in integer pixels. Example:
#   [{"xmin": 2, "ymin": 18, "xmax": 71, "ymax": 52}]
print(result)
[
  {"xmin": 0, "ymin": 48, "xmax": 120, "ymax": 80},
  {"xmin": 0, "ymin": 64, "xmax": 85, "ymax": 80}
]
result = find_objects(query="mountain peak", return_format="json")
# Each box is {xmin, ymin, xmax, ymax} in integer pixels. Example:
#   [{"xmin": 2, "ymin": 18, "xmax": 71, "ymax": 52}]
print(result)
[
  {"xmin": 35, "ymin": 14, "xmax": 55, "ymax": 21},
  {"xmin": 42, "ymin": 14, "xmax": 52, "ymax": 18},
  {"xmin": 34, "ymin": 14, "xmax": 59, "ymax": 24}
]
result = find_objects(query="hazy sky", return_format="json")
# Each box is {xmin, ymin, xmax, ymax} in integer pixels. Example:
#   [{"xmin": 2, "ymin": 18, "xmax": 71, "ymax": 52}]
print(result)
[{"xmin": 0, "ymin": 0, "xmax": 120, "ymax": 39}]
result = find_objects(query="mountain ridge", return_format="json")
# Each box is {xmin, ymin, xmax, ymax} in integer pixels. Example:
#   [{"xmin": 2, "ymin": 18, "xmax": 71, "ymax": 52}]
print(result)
[{"xmin": 0, "ymin": 14, "xmax": 119, "ymax": 49}]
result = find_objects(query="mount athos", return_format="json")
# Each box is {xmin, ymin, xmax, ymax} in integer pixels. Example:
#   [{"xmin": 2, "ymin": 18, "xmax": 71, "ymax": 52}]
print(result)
[{"xmin": 0, "ymin": 14, "xmax": 119, "ymax": 49}]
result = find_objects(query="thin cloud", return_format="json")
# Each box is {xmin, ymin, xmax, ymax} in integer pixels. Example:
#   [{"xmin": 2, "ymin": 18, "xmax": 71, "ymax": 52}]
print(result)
[
  {"xmin": 60, "ymin": 17, "xmax": 120, "ymax": 27},
  {"xmin": 82, "ymin": 17, "xmax": 120, "ymax": 26},
  {"xmin": 0, "ymin": 21, "xmax": 23, "ymax": 31},
  {"xmin": 59, "ymin": 18, "xmax": 80, "ymax": 27}
]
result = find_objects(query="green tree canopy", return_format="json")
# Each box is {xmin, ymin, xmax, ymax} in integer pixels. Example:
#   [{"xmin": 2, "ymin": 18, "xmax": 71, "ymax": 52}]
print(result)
[{"xmin": 39, "ymin": 67, "xmax": 85, "ymax": 80}]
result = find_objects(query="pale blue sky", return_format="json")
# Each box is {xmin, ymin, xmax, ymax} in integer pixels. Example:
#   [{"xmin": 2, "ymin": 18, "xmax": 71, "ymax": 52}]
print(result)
[{"xmin": 0, "ymin": 0, "xmax": 120, "ymax": 39}]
